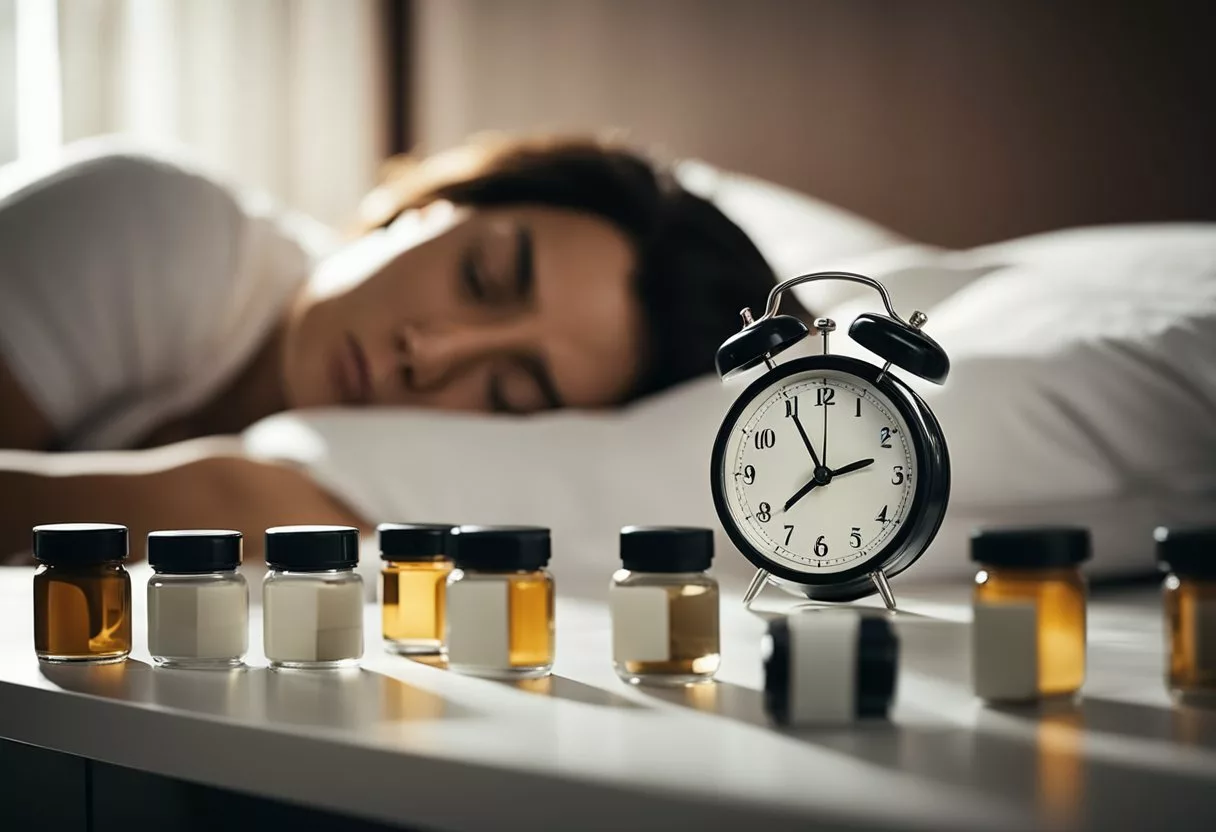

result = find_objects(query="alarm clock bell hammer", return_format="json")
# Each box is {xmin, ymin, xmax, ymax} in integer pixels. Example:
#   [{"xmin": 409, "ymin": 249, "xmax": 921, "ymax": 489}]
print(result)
[{"xmin": 712, "ymin": 271, "xmax": 951, "ymax": 611}]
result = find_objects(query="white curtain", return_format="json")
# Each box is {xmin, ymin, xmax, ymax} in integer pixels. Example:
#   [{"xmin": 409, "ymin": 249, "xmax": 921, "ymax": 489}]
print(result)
[
  {"xmin": 1, "ymin": 0, "xmax": 386, "ymax": 228},
  {"xmin": 0, "ymin": 2, "xmax": 16, "ymax": 164}
]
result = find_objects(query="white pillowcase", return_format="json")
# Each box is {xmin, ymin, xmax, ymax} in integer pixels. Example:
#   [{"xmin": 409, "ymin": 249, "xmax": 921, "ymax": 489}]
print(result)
[{"xmin": 244, "ymin": 203, "xmax": 1216, "ymax": 588}]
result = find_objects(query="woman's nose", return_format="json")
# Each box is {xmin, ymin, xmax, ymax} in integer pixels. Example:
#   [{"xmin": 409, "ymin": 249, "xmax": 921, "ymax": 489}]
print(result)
[
  {"xmin": 395, "ymin": 323, "xmax": 452, "ymax": 393},
  {"xmin": 395, "ymin": 321, "xmax": 522, "ymax": 393}
]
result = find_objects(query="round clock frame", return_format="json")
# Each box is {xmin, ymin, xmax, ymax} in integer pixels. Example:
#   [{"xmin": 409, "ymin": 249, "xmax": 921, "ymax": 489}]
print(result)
[
  {"xmin": 710, "ymin": 271, "xmax": 952, "ymax": 609},
  {"xmin": 711, "ymin": 353, "xmax": 950, "ymax": 604}
]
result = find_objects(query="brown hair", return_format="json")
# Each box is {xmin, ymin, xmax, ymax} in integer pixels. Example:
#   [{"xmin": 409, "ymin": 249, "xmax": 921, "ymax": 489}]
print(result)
[{"xmin": 359, "ymin": 133, "xmax": 800, "ymax": 400}]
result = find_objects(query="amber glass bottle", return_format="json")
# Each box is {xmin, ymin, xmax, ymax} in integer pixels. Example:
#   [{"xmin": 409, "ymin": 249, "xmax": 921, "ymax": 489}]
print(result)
[
  {"xmin": 971, "ymin": 527, "xmax": 1090, "ymax": 702},
  {"xmin": 610, "ymin": 526, "xmax": 720, "ymax": 685},
  {"xmin": 379, "ymin": 523, "xmax": 454, "ymax": 655},
  {"xmin": 1156, "ymin": 526, "xmax": 1216, "ymax": 696},
  {"xmin": 33, "ymin": 523, "xmax": 132, "ymax": 664},
  {"xmin": 445, "ymin": 526, "xmax": 554, "ymax": 679}
]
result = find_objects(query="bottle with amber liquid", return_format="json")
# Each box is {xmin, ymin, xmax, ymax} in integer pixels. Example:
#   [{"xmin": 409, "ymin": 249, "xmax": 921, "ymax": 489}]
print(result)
[
  {"xmin": 610, "ymin": 526, "xmax": 720, "ymax": 685},
  {"xmin": 971, "ymin": 527, "xmax": 1090, "ymax": 702},
  {"xmin": 446, "ymin": 525, "xmax": 554, "ymax": 679},
  {"xmin": 1157, "ymin": 526, "xmax": 1216, "ymax": 697},
  {"xmin": 33, "ymin": 523, "xmax": 132, "ymax": 664},
  {"xmin": 379, "ymin": 523, "xmax": 454, "ymax": 655}
]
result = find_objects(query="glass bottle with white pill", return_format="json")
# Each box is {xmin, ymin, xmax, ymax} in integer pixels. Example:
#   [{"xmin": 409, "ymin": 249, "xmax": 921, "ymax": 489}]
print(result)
[
  {"xmin": 972, "ymin": 527, "xmax": 1089, "ymax": 702},
  {"xmin": 147, "ymin": 529, "xmax": 248, "ymax": 668},
  {"xmin": 263, "ymin": 525, "xmax": 364, "ymax": 670},
  {"xmin": 610, "ymin": 526, "xmax": 720, "ymax": 686},
  {"xmin": 445, "ymin": 525, "xmax": 554, "ymax": 679}
]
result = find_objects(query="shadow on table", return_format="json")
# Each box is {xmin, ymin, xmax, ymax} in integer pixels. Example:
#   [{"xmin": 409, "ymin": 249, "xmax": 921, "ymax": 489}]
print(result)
[
  {"xmin": 816, "ymin": 698, "xmax": 1216, "ymax": 831},
  {"xmin": 40, "ymin": 657, "xmax": 157, "ymax": 699},
  {"xmin": 41, "ymin": 659, "xmax": 475, "ymax": 727},
  {"xmin": 262, "ymin": 666, "xmax": 476, "ymax": 726},
  {"xmin": 498, "ymin": 674, "xmax": 648, "ymax": 709},
  {"xmin": 396, "ymin": 653, "xmax": 647, "ymax": 710},
  {"xmin": 635, "ymin": 680, "xmax": 771, "ymax": 727},
  {"xmin": 637, "ymin": 681, "xmax": 1076, "ymax": 827},
  {"xmin": 1080, "ymin": 695, "xmax": 1216, "ymax": 749}
]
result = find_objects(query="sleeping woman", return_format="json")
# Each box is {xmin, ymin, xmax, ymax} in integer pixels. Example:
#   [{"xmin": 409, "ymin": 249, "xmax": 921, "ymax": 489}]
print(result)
[{"xmin": 0, "ymin": 134, "xmax": 798, "ymax": 561}]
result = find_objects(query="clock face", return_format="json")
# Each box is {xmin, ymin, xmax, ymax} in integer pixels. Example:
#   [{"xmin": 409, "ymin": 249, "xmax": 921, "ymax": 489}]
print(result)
[{"xmin": 720, "ymin": 368, "xmax": 917, "ymax": 575}]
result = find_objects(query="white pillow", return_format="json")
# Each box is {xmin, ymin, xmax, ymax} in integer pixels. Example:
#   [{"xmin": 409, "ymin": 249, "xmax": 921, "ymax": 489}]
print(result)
[
  {"xmin": 244, "ymin": 223, "xmax": 1216, "ymax": 588},
  {"xmin": 822, "ymin": 224, "xmax": 1216, "ymax": 578}
]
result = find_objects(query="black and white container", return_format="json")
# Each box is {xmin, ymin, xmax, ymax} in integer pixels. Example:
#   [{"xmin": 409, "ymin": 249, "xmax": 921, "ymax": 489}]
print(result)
[
  {"xmin": 263, "ymin": 525, "xmax": 364, "ymax": 669},
  {"xmin": 147, "ymin": 529, "xmax": 248, "ymax": 668},
  {"xmin": 763, "ymin": 611, "xmax": 898, "ymax": 726}
]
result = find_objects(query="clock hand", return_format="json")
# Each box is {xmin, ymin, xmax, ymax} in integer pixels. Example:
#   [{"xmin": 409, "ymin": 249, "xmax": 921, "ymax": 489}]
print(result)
[
  {"xmin": 782, "ymin": 477, "xmax": 820, "ymax": 513},
  {"xmin": 822, "ymin": 391, "xmax": 829, "ymax": 469},
  {"xmin": 782, "ymin": 458, "xmax": 874, "ymax": 513},
  {"xmin": 832, "ymin": 457, "xmax": 875, "ymax": 477},
  {"xmin": 788, "ymin": 409, "xmax": 823, "ymax": 470}
]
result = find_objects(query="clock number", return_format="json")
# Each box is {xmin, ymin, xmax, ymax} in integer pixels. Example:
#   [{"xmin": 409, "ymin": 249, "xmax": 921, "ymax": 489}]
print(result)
[
  {"xmin": 892, "ymin": 465, "xmax": 905, "ymax": 485},
  {"xmin": 784, "ymin": 396, "xmax": 799, "ymax": 418},
  {"xmin": 783, "ymin": 524, "xmax": 794, "ymax": 546},
  {"xmin": 815, "ymin": 388, "xmax": 836, "ymax": 407},
  {"xmin": 850, "ymin": 527, "xmax": 862, "ymax": 548},
  {"xmin": 814, "ymin": 535, "xmax": 829, "ymax": 557},
  {"xmin": 742, "ymin": 464, "xmax": 756, "ymax": 485},
  {"xmin": 854, "ymin": 398, "xmax": 862, "ymax": 418},
  {"xmin": 756, "ymin": 502, "xmax": 772, "ymax": 523},
  {"xmin": 754, "ymin": 429, "xmax": 776, "ymax": 450},
  {"xmin": 879, "ymin": 426, "xmax": 893, "ymax": 448},
  {"xmin": 876, "ymin": 505, "xmax": 889, "ymax": 524}
]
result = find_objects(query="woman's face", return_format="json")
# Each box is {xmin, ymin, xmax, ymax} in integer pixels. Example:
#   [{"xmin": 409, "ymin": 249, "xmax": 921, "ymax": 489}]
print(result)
[{"xmin": 280, "ymin": 202, "xmax": 644, "ymax": 414}]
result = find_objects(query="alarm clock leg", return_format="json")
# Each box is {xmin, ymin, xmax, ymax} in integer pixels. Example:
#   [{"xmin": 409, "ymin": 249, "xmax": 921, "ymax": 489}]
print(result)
[
  {"xmin": 870, "ymin": 569, "xmax": 898, "ymax": 611},
  {"xmin": 742, "ymin": 568, "xmax": 771, "ymax": 608}
]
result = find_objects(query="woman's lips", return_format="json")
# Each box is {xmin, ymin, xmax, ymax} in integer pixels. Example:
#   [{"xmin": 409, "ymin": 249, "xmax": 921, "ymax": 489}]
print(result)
[{"xmin": 333, "ymin": 332, "xmax": 373, "ymax": 405}]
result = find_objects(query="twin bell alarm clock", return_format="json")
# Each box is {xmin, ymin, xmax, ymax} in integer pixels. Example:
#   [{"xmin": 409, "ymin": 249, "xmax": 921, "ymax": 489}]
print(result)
[{"xmin": 710, "ymin": 271, "xmax": 951, "ymax": 610}]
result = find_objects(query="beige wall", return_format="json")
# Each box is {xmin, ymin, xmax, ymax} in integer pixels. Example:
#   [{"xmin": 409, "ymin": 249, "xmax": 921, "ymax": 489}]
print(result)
[{"xmin": 410, "ymin": 0, "xmax": 1216, "ymax": 247}]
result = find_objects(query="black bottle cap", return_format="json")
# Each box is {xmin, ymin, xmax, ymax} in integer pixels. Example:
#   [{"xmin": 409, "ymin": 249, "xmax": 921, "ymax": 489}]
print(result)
[
  {"xmin": 1155, "ymin": 526, "xmax": 1216, "ymax": 578},
  {"xmin": 148, "ymin": 530, "xmax": 242, "ymax": 573},
  {"xmin": 856, "ymin": 617, "xmax": 899, "ymax": 719},
  {"xmin": 620, "ymin": 526, "xmax": 713, "ymax": 572},
  {"xmin": 33, "ymin": 523, "xmax": 128, "ymax": 566},
  {"xmin": 450, "ymin": 525, "xmax": 550, "ymax": 571},
  {"xmin": 970, "ymin": 526, "xmax": 1091, "ymax": 568},
  {"xmin": 265, "ymin": 525, "xmax": 359, "ymax": 571},
  {"xmin": 378, "ymin": 523, "xmax": 455, "ymax": 561}
]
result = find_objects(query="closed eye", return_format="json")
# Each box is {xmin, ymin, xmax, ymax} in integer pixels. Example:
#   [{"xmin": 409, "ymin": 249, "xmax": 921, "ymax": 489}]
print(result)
[
  {"xmin": 460, "ymin": 246, "xmax": 488, "ymax": 301},
  {"xmin": 460, "ymin": 223, "xmax": 534, "ymax": 308},
  {"xmin": 488, "ymin": 354, "xmax": 562, "ymax": 414}
]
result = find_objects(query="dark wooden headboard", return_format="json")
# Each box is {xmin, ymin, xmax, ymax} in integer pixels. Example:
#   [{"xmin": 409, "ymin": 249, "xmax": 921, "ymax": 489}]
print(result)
[{"xmin": 409, "ymin": 0, "xmax": 1216, "ymax": 247}]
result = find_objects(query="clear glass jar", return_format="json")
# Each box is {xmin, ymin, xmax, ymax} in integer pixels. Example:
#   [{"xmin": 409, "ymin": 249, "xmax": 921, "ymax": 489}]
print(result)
[
  {"xmin": 445, "ymin": 526, "xmax": 554, "ymax": 679},
  {"xmin": 610, "ymin": 526, "xmax": 720, "ymax": 686},
  {"xmin": 611, "ymin": 570, "xmax": 720, "ymax": 685},
  {"xmin": 149, "ymin": 572, "xmax": 249, "ymax": 668},
  {"xmin": 971, "ymin": 527, "xmax": 1090, "ymax": 702},
  {"xmin": 1157, "ymin": 526, "xmax": 1216, "ymax": 696},
  {"xmin": 378, "ymin": 524, "xmax": 454, "ymax": 655},
  {"xmin": 32, "ymin": 524, "xmax": 132, "ymax": 664},
  {"xmin": 262, "ymin": 525, "xmax": 364, "ymax": 670},
  {"xmin": 147, "ymin": 529, "xmax": 248, "ymax": 669}
]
